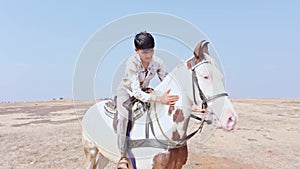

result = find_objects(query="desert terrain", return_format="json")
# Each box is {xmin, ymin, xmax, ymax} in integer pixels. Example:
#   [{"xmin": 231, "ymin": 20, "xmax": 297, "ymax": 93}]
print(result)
[{"xmin": 0, "ymin": 98, "xmax": 299, "ymax": 169}]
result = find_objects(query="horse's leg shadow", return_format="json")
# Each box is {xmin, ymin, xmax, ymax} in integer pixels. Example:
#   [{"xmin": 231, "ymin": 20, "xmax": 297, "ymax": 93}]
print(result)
[
  {"xmin": 84, "ymin": 146, "xmax": 109, "ymax": 169},
  {"xmin": 95, "ymin": 152, "xmax": 109, "ymax": 169},
  {"xmin": 83, "ymin": 129, "xmax": 109, "ymax": 169}
]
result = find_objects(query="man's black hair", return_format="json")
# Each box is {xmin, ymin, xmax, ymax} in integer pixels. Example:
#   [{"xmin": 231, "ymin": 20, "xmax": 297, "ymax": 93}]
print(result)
[{"xmin": 134, "ymin": 31, "xmax": 155, "ymax": 50}]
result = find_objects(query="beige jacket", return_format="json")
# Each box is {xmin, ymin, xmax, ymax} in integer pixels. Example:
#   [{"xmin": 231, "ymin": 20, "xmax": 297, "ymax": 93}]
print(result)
[{"xmin": 119, "ymin": 54, "xmax": 167, "ymax": 102}]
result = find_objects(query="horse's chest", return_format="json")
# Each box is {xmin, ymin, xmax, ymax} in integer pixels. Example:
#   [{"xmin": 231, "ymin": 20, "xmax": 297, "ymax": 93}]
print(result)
[{"xmin": 152, "ymin": 145, "xmax": 188, "ymax": 169}]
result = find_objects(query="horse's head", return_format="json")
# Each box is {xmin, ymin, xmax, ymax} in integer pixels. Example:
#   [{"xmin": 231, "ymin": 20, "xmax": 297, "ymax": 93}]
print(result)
[
  {"xmin": 190, "ymin": 53, "xmax": 238, "ymax": 131},
  {"xmin": 152, "ymin": 42, "xmax": 238, "ymax": 146}
]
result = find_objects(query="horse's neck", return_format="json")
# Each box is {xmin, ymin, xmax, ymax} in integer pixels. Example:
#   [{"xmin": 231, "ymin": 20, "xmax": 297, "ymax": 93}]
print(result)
[
  {"xmin": 151, "ymin": 63, "xmax": 193, "ymax": 140},
  {"xmin": 155, "ymin": 63, "xmax": 193, "ymax": 106}
]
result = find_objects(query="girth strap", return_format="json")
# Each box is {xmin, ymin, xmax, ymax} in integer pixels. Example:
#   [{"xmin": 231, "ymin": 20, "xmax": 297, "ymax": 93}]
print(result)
[
  {"xmin": 128, "ymin": 112, "xmax": 210, "ymax": 150},
  {"xmin": 128, "ymin": 139, "xmax": 180, "ymax": 149}
]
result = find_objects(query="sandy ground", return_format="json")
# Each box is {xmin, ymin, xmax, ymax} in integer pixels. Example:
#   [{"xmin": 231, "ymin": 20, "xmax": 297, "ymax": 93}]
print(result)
[{"xmin": 0, "ymin": 98, "xmax": 299, "ymax": 169}]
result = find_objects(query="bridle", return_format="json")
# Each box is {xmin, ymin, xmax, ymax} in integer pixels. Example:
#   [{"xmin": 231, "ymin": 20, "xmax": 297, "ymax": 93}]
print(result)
[
  {"xmin": 128, "ymin": 60, "xmax": 230, "ymax": 150},
  {"xmin": 164, "ymin": 60, "xmax": 229, "ymax": 146},
  {"xmin": 152, "ymin": 60, "xmax": 229, "ymax": 148},
  {"xmin": 164, "ymin": 59, "xmax": 229, "ymax": 146},
  {"xmin": 191, "ymin": 60, "xmax": 228, "ymax": 111}
]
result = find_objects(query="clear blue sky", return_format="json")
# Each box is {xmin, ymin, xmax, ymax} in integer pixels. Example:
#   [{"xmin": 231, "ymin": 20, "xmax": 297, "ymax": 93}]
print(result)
[{"xmin": 1, "ymin": 1, "xmax": 299, "ymax": 101}]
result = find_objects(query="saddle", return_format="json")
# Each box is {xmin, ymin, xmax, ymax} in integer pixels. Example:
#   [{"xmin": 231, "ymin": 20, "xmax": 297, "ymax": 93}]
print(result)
[
  {"xmin": 103, "ymin": 88, "xmax": 153, "ymax": 133},
  {"xmin": 103, "ymin": 96, "xmax": 150, "ymax": 120}
]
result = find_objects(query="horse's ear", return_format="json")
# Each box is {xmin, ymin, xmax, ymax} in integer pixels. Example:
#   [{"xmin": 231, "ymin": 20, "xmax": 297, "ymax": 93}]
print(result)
[
  {"xmin": 195, "ymin": 40, "xmax": 210, "ymax": 58},
  {"xmin": 194, "ymin": 40, "xmax": 206, "ymax": 57},
  {"xmin": 199, "ymin": 40, "xmax": 206, "ymax": 46},
  {"xmin": 201, "ymin": 41, "xmax": 209, "ymax": 55}
]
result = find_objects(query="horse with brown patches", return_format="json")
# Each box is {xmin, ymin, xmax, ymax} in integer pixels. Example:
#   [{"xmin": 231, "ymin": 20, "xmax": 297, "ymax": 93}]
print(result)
[{"xmin": 81, "ymin": 41, "xmax": 238, "ymax": 169}]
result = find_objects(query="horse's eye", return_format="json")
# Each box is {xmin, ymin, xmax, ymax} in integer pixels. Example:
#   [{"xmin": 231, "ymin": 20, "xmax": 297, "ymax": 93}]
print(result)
[{"xmin": 204, "ymin": 76, "xmax": 209, "ymax": 79}]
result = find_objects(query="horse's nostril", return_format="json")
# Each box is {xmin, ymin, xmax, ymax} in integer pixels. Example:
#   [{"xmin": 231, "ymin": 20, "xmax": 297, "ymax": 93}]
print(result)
[
  {"xmin": 205, "ymin": 119, "xmax": 212, "ymax": 124},
  {"xmin": 227, "ymin": 117, "xmax": 235, "ymax": 129}
]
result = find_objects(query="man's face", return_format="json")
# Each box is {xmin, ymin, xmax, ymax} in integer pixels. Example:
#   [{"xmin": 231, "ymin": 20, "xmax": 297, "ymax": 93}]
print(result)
[{"xmin": 136, "ymin": 48, "xmax": 154, "ymax": 64}]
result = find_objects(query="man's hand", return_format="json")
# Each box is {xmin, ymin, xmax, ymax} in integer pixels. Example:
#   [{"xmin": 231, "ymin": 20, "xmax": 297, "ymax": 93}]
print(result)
[{"xmin": 160, "ymin": 89, "xmax": 179, "ymax": 105}]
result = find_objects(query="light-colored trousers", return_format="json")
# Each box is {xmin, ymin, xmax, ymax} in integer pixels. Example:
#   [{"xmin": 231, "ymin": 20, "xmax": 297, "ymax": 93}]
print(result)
[{"xmin": 116, "ymin": 86, "xmax": 131, "ymax": 157}]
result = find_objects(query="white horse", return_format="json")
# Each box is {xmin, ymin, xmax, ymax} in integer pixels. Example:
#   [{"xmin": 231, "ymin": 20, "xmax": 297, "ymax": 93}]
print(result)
[{"xmin": 81, "ymin": 52, "xmax": 238, "ymax": 169}]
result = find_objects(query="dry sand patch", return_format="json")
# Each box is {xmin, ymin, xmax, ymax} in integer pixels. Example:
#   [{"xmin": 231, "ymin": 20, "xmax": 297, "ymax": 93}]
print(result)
[{"xmin": 0, "ymin": 99, "xmax": 299, "ymax": 168}]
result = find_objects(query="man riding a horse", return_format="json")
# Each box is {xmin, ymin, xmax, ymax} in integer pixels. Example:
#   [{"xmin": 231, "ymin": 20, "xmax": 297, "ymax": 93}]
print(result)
[
  {"xmin": 115, "ymin": 31, "xmax": 179, "ymax": 169},
  {"xmin": 81, "ymin": 34, "xmax": 238, "ymax": 169}
]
